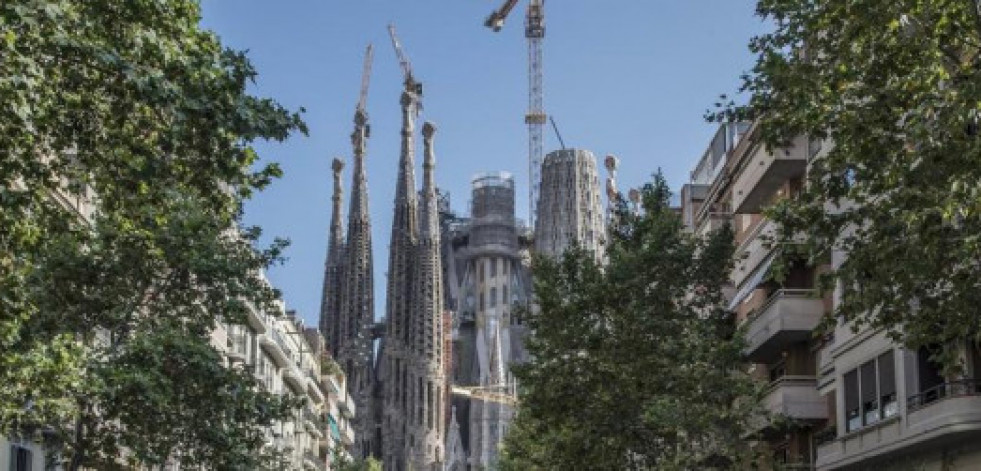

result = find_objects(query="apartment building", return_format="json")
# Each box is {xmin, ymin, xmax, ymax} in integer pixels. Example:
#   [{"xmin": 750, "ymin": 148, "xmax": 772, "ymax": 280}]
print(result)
[
  {"xmin": 683, "ymin": 123, "xmax": 981, "ymax": 470},
  {"xmin": 683, "ymin": 122, "xmax": 829, "ymax": 469},
  {"xmin": 216, "ymin": 304, "xmax": 357, "ymax": 470}
]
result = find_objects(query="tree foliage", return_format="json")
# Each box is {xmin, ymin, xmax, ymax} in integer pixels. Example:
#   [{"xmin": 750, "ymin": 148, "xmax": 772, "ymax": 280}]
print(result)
[
  {"xmin": 499, "ymin": 174, "xmax": 761, "ymax": 470},
  {"xmin": 333, "ymin": 455, "xmax": 383, "ymax": 471},
  {"xmin": 712, "ymin": 0, "xmax": 981, "ymax": 370},
  {"xmin": 1, "ymin": 0, "xmax": 306, "ymax": 468}
]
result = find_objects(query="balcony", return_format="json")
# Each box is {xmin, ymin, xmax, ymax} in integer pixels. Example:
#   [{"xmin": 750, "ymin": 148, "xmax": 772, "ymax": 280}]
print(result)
[
  {"xmin": 696, "ymin": 212, "xmax": 731, "ymax": 237},
  {"xmin": 817, "ymin": 381, "xmax": 981, "ymax": 469},
  {"xmin": 732, "ymin": 219, "xmax": 777, "ymax": 290},
  {"xmin": 744, "ymin": 289, "xmax": 824, "ymax": 363},
  {"xmin": 732, "ymin": 135, "xmax": 807, "ymax": 214},
  {"xmin": 304, "ymin": 407, "xmax": 328, "ymax": 436},
  {"xmin": 906, "ymin": 380, "xmax": 981, "ymax": 437},
  {"xmin": 244, "ymin": 304, "xmax": 268, "ymax": 334},
  {"xmin": 339, "ymin": 391, "xmax": 355, "ymax": 419},
  {"xmin": 283, "ymin": 366, "xmax": 306, "ymax": 394},
  {"xmin": 325, "ymin": 374, "xmax": 342, "ymax": 397},
  {"xmin": 259, "ymin": 329, "xmax": 291, "ymax": 367},
  {"xmin": 303, "ymin": 450, "xmax": 326, "ymax": 471},
  {"xmin": 341, "ymin": 422, "xmax": 355, "ymax": 446},
  {"xmin": 762, "ymin": 376, "xmax": 827, "ymax": 422}
]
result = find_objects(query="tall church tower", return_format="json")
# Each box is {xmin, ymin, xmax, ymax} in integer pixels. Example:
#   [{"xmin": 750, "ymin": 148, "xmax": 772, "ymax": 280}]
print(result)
[
  {"xmin": 380, "ymin": 79, "xmax": 447, "ymax": 469},
  {"xmin": 381, "ymin": 88, "xmax": 421, "ymax": 470},
  {"xmin": 339, "ymin": 105, "xmax": 377, "ymax": 459},
  {"xmin": 319, "ymin": 158, "xmax": 346, "ymax": 359},
  {"xmin": 414, "ymin": 122, "xmax": 447, "ymax": 469}
]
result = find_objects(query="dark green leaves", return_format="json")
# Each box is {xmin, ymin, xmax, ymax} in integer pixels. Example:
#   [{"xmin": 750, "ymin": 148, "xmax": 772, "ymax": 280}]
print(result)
[
  {"xmin": 500, "ymin": 174, "xmax": 761, "ymax": 471},
  {"xmin": 720, "ymin": 0, "xmax": 981, "ymax": 373},
  {"xmin": 1, "ymin": 0, "xmax": 304, "ymax": 468}
]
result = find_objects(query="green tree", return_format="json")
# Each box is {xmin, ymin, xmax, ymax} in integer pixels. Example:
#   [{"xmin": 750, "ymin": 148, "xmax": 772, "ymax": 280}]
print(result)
[
  {"xmin": 333, "ymin": 454, "xmax": 383, "ymax": 471},
  {"xmin": 713, "ymin": 0, "xmax": 981, "ymax": 371},
  {"xmin": 499, "ymin": 174, "xmax": 761, "ymax": 471},
  {"xmin": 1, "ymin": 0, "xmax": 305, "ymax": 469}
]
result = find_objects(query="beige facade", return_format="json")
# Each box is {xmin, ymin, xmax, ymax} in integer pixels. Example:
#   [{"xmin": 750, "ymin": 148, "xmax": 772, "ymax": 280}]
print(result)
[
  {"xmin": 682, "ymin": 123, "xmax": 981, "ymax": 470},
  {"xmin": 215, "ymin": 301, "xmax": 357, "ymax": 470}
]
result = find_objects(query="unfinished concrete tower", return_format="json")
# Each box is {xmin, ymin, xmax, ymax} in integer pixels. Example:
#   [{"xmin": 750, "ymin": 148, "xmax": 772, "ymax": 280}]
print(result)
[
  {"xmin": 534, "ymin": 148, "xmax": 606, "ymax": 259},
  {"xmin": 320, "ymin": 158, "xmax": 346, "ymax": 359},
  {"xmin": 339, "ymin": 104, "xmax": 377, "ymax": 459}
]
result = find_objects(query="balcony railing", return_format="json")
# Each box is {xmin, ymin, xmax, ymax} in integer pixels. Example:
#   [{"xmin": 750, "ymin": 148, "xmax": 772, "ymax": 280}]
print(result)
[
  {"xmin": 743, "ymin": 289, "xmax": 824, "ymax": 363},
  {"xmin": 304, "ymin": 407, "xmax": 328, "ymax": 431},
  {"xmin": 269, "ymin": 329, "xmax": 291, "ymax": 357},
  {"xmin": 731, "ymin": 135, "xmax": 808, "ymax": 214},
  {"xmin": 907, "ymin": 379, "xmax": 981, "ymax": 412},
  {"xmin": 304, "ymin": 450, "xmax": 326, "ymax": 471}
]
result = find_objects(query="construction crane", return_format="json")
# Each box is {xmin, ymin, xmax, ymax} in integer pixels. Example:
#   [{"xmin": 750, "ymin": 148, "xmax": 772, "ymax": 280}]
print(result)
[
  {"xmin": 350, "ymin": 43, "xmax": 373, "ymax": 170},
  {"xmin": 352, "ymin": 44, "xmax": 374, "ymax": 146},
  {"xmin": 451, "ymin": 384, "xmax": 517, "ymax": 406},
  {"xmin": 357, "ymin": 44, "xmax": 374, "ymax": 117},
  {"xmin": 387, "ymin": 23, "xmax": 423, "ymax": 101},
  {"xmin": 485, "ymin": 0, "xmax": 546, "ymax": 227}
]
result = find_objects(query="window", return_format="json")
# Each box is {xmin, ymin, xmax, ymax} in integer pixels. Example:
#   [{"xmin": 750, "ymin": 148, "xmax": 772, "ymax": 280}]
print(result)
[
  {"xmin": 9, "ymin": 445, "xmax": 32, "ymax": 471},
  {"xmin": 844, "ymin": 370, "xmax": 860, "ymax": 432},
  {"xmin": 479, "ymin": 293, "xmax": 485, "ymax": 311},
  {"xmin": 860, "ymin": 361, "xmax": 879, "ymax": 425},
  {"xmin": 879, "ymin": 351, "xmax": 897, "ymax": 419},
  {"xmin": 490, "ymin": 258, "xmax": 496, "ymax": 277},
  {"xmin": 490, "ymin": 288, "xmax": 497, "ymax": 308},
  {"xmin": 843, "ymin": 350, "xmax": 897, "ymax": 432}
]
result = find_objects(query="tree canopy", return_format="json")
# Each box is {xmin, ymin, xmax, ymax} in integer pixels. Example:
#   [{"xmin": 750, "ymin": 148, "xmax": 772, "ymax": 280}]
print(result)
[
  {"xmin": 1, "ymin": 1, "xmax": 305, "ymax": 468},
  {"xmin": 499, "ymin": 174, "xmax": 761, "ymax": 471},
  {"xmin": 712, "ymin": 0, "xmax": 981, "ymax": 370}
]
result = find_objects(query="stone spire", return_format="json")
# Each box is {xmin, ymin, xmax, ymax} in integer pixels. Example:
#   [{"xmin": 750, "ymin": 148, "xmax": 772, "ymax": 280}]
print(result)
[
  {"xmin": 412, "ymin": 121, "xmax": 446, "ymax": 469},
  {"xmin": 320, "ymin": 158, "xmax": 346, "ymax": 358},
  {"xmin": 445, "ymin": 406, "xmax": 467, "ymax": 470},
  {"xmin": 420, "ymin": 122, "xmax": 439, "ymax": 239},
  {"xmin": 382, "ymin": 87, "xmax": 422, "ymax": 470},
  {"xmin": 340, "ymin": 106, "xmax": 376, "ymax": 459}
]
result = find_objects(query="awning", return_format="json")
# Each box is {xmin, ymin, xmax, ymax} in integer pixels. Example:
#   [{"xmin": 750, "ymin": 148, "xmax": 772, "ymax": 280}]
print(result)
[
  {"xmin": 727, "ymin": 253, "xmax": 775, "ymax": 311},
  {"xmin": 328, "ymin": 414, "xmax": 340, "ymax": 440}
]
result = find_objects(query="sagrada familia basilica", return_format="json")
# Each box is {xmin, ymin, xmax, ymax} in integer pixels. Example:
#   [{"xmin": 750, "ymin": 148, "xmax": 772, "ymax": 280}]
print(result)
[{"xmin": 319, "ymin": 38, "xmax": 606, "ymax": 471}]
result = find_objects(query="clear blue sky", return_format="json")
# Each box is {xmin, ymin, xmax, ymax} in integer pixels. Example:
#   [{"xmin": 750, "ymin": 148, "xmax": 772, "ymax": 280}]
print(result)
[{"xmin": 200, "ymin": 1, "xmax": 768, "ymax": 327}]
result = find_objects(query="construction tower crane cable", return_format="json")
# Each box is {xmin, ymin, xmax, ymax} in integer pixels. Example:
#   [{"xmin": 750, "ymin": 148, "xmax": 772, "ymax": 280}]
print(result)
[{"xmin": 485, "ymin": 0, "xmax": 546, "ymax": 227}]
